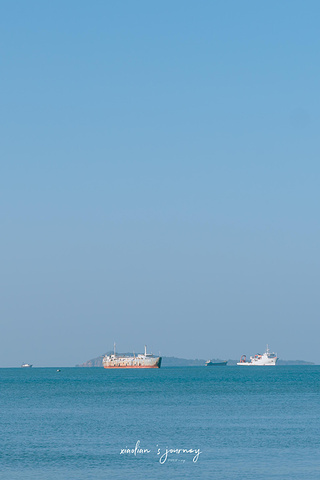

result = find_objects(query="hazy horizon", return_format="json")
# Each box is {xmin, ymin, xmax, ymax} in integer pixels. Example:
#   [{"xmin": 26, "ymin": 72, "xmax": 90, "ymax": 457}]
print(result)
[{"xmin": 1, "ymin": 1, "xmax": 320, "ymax": 367}]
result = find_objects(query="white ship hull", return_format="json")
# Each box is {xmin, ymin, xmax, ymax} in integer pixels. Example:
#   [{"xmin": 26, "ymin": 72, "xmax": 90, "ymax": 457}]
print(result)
[{"xmin": 237, "ymin": 359, "xmax": 277, "ymax": 366}]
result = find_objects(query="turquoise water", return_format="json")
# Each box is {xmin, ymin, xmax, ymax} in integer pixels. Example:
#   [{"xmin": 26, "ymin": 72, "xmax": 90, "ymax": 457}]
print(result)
[{"xmin": 0, "ymin": 366, "xmax": 319, "ymax": 479}]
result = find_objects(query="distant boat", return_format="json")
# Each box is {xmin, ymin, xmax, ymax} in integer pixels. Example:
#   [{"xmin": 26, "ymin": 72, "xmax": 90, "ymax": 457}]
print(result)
[
  {"xmin": 205, "ymin": 360, "xmax": 228, "ymax": 366},
  {"xmin": 21, "ymin": 363, "xmax": 32, "ymax": 368},
  {"xmin": 237, "ymin": 345, "xmax": 278, "ymax": 366}
]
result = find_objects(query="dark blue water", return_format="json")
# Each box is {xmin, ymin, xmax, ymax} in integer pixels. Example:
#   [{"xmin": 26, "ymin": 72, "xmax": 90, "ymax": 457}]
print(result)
[{"xmin": 0, "ymin": 367, "xmax": 319, "ymax": 479}]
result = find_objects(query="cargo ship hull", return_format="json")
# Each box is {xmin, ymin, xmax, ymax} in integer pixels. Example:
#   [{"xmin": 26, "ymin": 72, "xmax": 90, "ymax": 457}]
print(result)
[
  {"xmin": 205, "ymin": 360, "xmax": 228, "ymax": 366},
  {"xmin": 103, "ymin": 363, "xmax": 161, "ymax": 369}
]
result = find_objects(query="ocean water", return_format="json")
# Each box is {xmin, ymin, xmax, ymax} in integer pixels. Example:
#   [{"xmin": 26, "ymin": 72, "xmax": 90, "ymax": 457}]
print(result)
[{"xmin": 0, "ymin": 366, "xmax": 319, "ymax": 480}]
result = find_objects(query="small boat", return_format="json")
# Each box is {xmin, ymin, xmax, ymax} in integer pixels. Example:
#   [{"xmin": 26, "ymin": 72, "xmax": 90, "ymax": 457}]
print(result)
[
  {"xmin": 237, "ymin": 345, "xmax": 278, "ymax": 366},
  {"xmin": 21, "ymin": 363, "xmax": 32, "ymax": 368},
  {"xmin": 205, "ymin": 360, "xmax": 228, "ymax": 366}
]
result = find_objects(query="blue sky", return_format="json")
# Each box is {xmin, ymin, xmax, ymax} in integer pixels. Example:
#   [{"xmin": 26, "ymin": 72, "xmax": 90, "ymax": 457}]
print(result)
[{"xmin": 1, "ymin": 1, "xmax": 319, "ymax": 366}]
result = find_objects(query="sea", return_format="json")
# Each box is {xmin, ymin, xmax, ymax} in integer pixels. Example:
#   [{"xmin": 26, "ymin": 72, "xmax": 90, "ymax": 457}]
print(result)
[{"xmin": 0, "ymin": 366, "xmax": 319, "ymax": 480}]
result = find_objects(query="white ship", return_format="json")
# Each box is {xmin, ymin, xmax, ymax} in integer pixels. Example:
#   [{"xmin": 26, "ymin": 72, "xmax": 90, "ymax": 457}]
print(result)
[
  {"xmin": 103, "ymin": 344, "xmax": 161, "ymax": 369},
  {"xmin": 237, "ymin": 345, "xmax": 278, "ymax": 366},
  {"xmin": 21, "ymin": 363, "xmax": 32, "ymax": 368}
]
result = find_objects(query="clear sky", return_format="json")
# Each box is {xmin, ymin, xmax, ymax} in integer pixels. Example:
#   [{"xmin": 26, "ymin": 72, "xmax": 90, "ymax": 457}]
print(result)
[{"xmin": 1, "ymin": 1, "xmax": 319, "ymax": 366}]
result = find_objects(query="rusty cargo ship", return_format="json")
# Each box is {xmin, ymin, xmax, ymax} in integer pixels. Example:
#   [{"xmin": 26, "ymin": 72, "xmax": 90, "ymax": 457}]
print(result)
[{"xmin": 103, "ymin": 345, "xmax": 162, "ymax": 369}]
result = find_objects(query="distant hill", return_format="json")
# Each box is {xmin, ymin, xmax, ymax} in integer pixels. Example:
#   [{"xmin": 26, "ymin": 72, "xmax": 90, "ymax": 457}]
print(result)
[
  {"xmin": 76, "ymin": 353, "xmax": 315, "ymax": 367},
  {"xmin": 277, "ymin": 359, "xmax": 315, "ymax": 365}
]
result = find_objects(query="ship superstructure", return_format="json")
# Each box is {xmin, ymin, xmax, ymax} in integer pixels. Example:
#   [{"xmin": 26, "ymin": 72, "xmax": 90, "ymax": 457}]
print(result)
[{"xmin": 103, "ymin": 344, "xmax": 162, "ymax": 369}]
